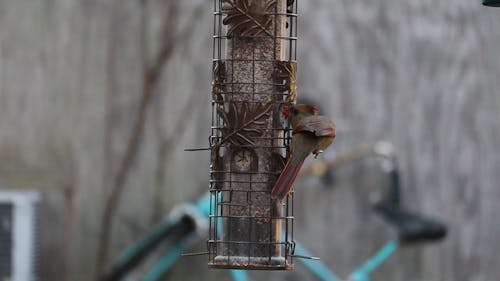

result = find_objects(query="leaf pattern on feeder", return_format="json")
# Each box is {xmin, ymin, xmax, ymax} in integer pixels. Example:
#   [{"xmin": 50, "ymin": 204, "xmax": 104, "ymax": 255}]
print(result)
[
  {"xmin": 217, "ymin": 100, "xmax": 274, "ymax": 146},
  {"xmin": 222, "ymin": 0, "xmax": 276, "ymax": 38},
  {"xmin": 212, "ymin": 61, "xmax": 226, "ymax": 103},
  {"xmin": 274, "ymin": 60, "xmax": 297, "ymax": 102}
]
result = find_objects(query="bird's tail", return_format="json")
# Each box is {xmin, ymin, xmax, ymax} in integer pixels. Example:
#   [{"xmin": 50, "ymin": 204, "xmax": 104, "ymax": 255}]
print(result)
[{"xmin": 271, "ymin": 156, "xmax": 305, "ymax": 200}]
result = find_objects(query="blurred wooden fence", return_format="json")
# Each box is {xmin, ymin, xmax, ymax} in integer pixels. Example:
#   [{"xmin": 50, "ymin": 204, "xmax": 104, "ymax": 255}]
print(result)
[{"xmin": 0, "ymin": 1, "xmax": 499, "ymax": 280}]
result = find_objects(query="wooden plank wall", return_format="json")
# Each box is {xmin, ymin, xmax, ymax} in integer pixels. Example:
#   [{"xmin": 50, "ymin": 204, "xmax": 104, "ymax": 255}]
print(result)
[{"xmin": 0, "ymin": 1, "xmax": 499, "ymax": 280}]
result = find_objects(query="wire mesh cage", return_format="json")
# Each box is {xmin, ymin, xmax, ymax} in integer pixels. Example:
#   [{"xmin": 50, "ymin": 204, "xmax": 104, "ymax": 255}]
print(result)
[{"xmin": 207, "ymin": 0, "xmax": 298, "ymax": 270}]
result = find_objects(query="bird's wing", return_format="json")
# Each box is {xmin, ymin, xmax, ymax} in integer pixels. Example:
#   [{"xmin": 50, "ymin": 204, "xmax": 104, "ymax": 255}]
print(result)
[{"xmin": 293, "ymin": 116, "xmax": 335, "ymax": 137}]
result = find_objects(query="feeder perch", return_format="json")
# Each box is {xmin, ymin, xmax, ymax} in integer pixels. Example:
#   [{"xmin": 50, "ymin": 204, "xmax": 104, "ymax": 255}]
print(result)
[{"xmin": 207, "ymin": 0, "xmax": 298, "ymax": 270}]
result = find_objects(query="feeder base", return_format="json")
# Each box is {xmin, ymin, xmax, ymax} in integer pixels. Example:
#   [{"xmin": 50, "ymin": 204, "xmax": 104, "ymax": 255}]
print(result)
[{"xmin": 209, "ymin": 255, "xmax": 293, "ymax": 270}]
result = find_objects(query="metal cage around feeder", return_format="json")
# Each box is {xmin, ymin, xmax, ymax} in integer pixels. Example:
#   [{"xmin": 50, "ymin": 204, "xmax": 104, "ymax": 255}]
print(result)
[{"xmin": 207, "ymin": 0, "xmax": 298, "ymax": 270}]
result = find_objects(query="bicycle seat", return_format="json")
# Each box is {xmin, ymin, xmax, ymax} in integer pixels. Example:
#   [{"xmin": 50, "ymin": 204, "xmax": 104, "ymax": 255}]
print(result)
[{"xmin": 373, "ymin": 203, "xmax": 447, "ymax": 244}]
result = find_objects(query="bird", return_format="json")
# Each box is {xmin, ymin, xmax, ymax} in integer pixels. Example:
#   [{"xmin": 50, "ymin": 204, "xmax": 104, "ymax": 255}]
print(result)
[{"xmin": 271, "ymin": 104, "xmax": 336, "ymax": 200}]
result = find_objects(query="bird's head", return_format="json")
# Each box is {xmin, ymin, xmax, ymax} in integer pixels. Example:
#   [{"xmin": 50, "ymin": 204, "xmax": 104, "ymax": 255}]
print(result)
[{"xmin": 283, "ymin": 104, "xmax": 319, "ymax": 119}]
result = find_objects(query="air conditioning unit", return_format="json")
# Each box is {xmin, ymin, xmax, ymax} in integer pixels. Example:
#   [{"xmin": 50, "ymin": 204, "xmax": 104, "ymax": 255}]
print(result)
[{"xmin": 0, "ymin": 190, "xmax": 40, "ymax": 281}]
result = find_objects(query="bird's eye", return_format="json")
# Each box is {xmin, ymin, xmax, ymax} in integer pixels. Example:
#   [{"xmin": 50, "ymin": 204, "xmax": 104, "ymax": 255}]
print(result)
[{"xmin": 292, "ymin": 109, "xmax": 299, "ymax": 116}]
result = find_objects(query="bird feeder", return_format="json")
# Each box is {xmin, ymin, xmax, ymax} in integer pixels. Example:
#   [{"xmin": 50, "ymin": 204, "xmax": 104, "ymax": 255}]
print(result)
[
  {"xmin": 483, "ymin": 0, "xmax": 500, "ymax": 6},
  {"xmin": 207, "ymin": 0, "xmax": 297, "ymax": 270}
]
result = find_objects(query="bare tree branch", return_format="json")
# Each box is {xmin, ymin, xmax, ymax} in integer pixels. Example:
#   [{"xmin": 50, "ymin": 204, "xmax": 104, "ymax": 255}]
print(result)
[
  {"xmin": 95, "ymin": 2, "xmax": 206, "ymax": 278},
  {"xmin": 151, "ymin": 83, "xmax": 202, "ymax": 223}
]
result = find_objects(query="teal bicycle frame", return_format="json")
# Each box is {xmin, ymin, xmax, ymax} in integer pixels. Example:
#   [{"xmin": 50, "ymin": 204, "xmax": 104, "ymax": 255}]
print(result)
[{"xmin": 130, "ymin": 194, "xmax": 398, "ymax": 281}]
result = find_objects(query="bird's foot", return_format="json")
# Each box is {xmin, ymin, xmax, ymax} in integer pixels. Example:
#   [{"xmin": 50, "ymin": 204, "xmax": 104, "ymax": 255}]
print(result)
[{"xmin": 313, "ymin": 150, "xmax": 324, "ymax": 159}]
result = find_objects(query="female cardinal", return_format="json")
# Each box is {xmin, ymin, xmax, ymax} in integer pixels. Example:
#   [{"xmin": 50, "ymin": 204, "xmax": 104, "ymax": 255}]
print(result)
[{"xmin": 271, "ymin": 104, "xmax": 336, "ymax": 200}]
